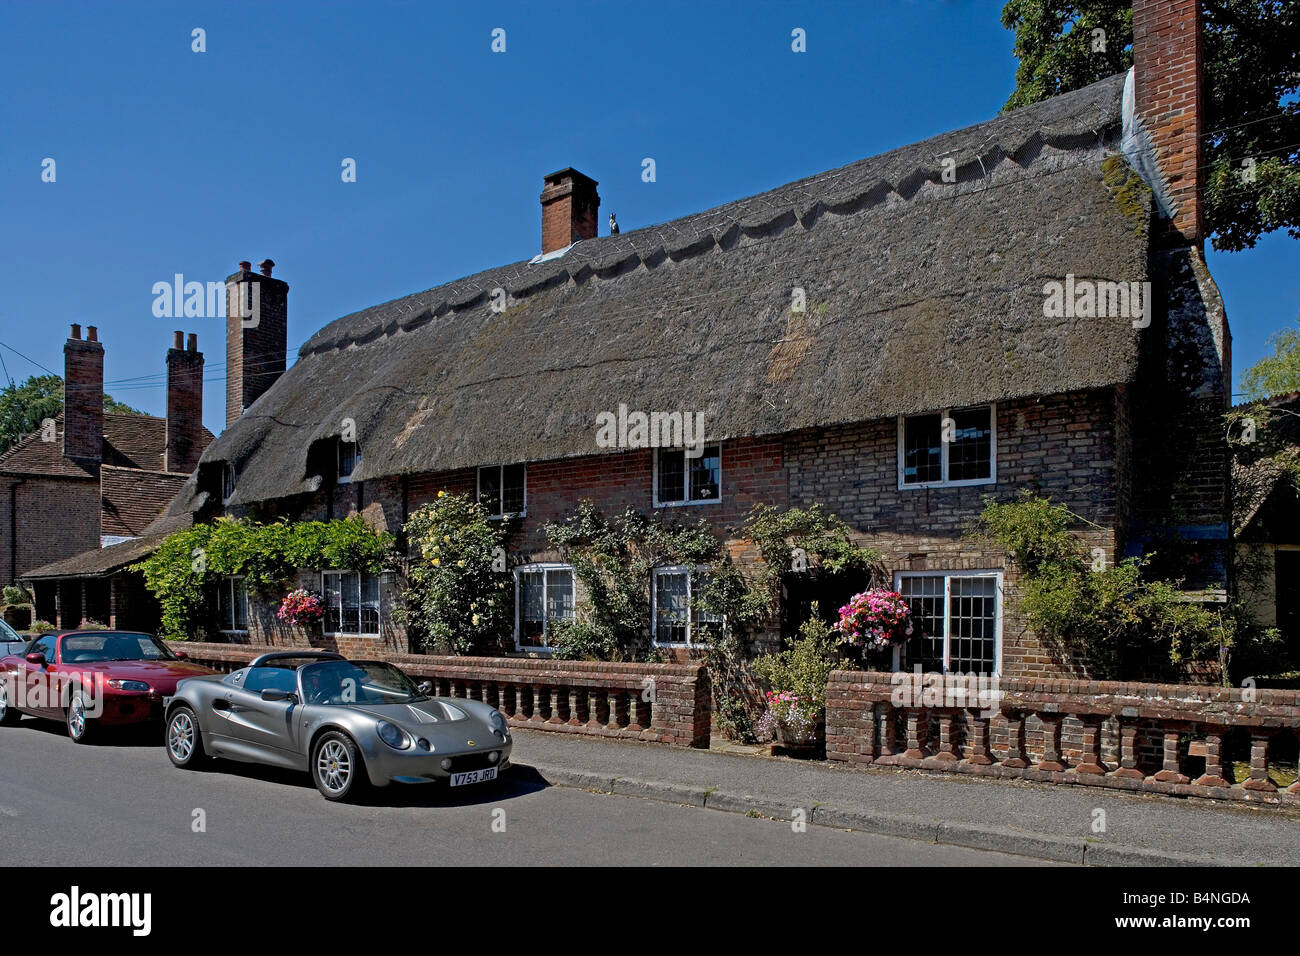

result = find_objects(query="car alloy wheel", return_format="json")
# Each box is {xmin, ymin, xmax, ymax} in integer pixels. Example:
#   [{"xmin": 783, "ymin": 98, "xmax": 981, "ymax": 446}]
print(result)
[
  {"xmin": 311, "ymin": 731, "xmax": 368, "ymax": 802},
  {"xmin": 66, "ymin": 690, "xmax": 92, "ymax": 744},
  {"xmin": 168, "ymin": 711, "xmax": 195, "ymax": 761},
  {"xmin": 165, "ymin": 705, "xmax": 207, "ymax": 769},
  {"xmin": 317, "ymin": 739, "xmax": 351, "ymax": 794}
]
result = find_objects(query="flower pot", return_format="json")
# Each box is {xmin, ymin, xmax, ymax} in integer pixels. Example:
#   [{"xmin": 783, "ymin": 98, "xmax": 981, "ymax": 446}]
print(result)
[{"xmin": 776, "ymin": 718, "xmax": 825, "ymax": 754}]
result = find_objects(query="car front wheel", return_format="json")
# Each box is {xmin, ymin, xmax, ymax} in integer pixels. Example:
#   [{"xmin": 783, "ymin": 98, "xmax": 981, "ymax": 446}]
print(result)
[
  {"xmin": 66, "ymin": 688, "xmax": 95, "ymax": 744},
  {"xmin": 166, "ymin": 706, "xmax": 208, "ymax": 769},
  {"xmin": 311, "ymin": 731, "xmax": 369, "ymax": 803}
]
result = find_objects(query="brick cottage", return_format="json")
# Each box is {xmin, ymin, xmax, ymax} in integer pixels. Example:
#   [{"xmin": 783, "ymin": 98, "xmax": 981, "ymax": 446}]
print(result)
[
  {"xmin": 45, "ymin": 0, "xmax": 1230, "ymax": 681},
  {"xmin": 5, "ymin": 328, "xmax": 212, "ymax": 630}
]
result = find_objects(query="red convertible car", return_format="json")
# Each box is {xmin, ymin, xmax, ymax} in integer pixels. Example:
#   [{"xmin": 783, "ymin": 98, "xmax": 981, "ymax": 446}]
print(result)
[{"xmin": 0, "ymin": 630, "xmax": 213, "ymax": 743}]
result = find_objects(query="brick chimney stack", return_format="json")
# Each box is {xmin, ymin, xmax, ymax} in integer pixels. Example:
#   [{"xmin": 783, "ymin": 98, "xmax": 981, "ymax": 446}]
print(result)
[
  {"xmin": 225, "ymin": 259, "xmax": 288, "ymax": 426},
  {"xmin": 165, "ymin": 330, "xmax": 205, "ymax": 473},
  {"xmin": 540, "ymin": 168, "xmax": 599, "ymax": 254},
  {"xmin": 1133, "ymin": 0, "xmax": 1203, "ymax": 244},
  {"xmin": 62, "ymin": 323, "xmax": 103, "ymax": 464}
]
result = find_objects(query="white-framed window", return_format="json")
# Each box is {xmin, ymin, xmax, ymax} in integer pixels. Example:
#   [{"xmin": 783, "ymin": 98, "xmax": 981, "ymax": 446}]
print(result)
[
  {"xmin": 653, "ymin": 445, "xmax": 721, "ymax": 507},
  {"xmin": 221, "ymin": 463, "xmax": 236, "ymax": 503},
  {"xmin": 897, "ymin": 404, "xmax": 996, "ymax": 488},
  {"xmin": 216, "ymin": 576, "xmax": 249, "ymax": 633},
  {"xmin": 895, "ymin": 570, "xmax": 1002, "ymax": 676},
  {"xmin": 478, "ymin": 464, "xmax": 526, "ymax": 518},
  {"xmin": 338, "ymin": 440, "xmax": 360, "ymax": 483},
  {"xmin": 322, "ymin": 570, "xmax": 382, "ymax": 636},
  {"xmin": 514, "ymin": 563, "xmax": 576, "ymax": 651},
  {"xmin": 652, "ymin": 566, "xmax": 723, "ymax": 647}
]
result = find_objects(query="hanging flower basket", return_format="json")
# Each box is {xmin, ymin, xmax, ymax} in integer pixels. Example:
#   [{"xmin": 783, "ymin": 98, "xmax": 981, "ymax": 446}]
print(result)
[
  {"xmin": 833, "ymin": 589, "xmax": 913, "ymax": 658},
  {"xmin": 278, "ymin": 589, "xmax": 324, "ymax": 629}
]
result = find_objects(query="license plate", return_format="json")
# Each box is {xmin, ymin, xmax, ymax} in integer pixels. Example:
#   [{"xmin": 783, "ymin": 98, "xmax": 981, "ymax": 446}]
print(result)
[{"xmin": 450, "ymin": 766, "xmax": 498, "ymax": 787}]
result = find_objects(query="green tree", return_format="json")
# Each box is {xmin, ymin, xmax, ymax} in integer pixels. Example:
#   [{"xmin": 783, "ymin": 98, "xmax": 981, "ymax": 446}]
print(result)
[
  {"xmin": 1241, "ymin": 319, "xmax": 1300, "ymax": 399},
  {"xmin": 1001, "ymin": 0, "xmax": 1300, "ymax": 251},
  {"xmin": 0, "ymin": 373, "xmax": 149, "ymax": 456}
]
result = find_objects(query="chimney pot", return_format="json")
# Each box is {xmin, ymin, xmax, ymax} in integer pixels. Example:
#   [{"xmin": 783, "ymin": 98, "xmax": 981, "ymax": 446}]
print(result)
[
  {"xmin": 86, "ymin": 326, "xmax": 97, "ymax": 342},
  {"xmin": 187, "ymin": 332, "xmax": 198, "ymax": 352},
  {"xmin": 239, "ymin": 260, "xmax": 252, "ymax": 273},
  {"xmin": 173, "ymin": 330, "xmax": 184, "ymax": 350},
  {"xmin": 70, "ymin": 323, "xmax": 81, "ymax": 340},
  {"xmin": 259, "ymin": 259, "xmax": 274, "ymax": 277}
]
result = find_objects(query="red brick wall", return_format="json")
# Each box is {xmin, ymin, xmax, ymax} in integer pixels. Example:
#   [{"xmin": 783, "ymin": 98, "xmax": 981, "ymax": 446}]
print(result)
[
  {"xmin": 217, "ymin": 392, "xmax": 1123, "ymax": 677},
  {"xmin": 1134, "ymin": 0, "xmax": 1203, "ymax": 244},
  {"xmin": 0, "ymin": 476, "xmax": 99, "ymax": 584}
]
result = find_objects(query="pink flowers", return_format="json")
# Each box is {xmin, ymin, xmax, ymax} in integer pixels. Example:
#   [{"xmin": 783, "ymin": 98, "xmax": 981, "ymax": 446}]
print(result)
[
  {"xmin": 278, "ymin": 589, "xmax": 324, "ymax": 627},
  {"xmin": 833, "ymin": 589, "xmax": 913, "ymax": 650}
]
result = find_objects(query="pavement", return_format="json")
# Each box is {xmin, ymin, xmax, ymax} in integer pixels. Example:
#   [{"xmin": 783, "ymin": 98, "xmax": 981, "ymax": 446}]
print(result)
[
  {"xmin": 509, "ymin": 729, "xmax": 1300, "ymax": 866},
  {"xmin": 0, "ymin": 718, "xmax": 1045, "ymax": 866}
]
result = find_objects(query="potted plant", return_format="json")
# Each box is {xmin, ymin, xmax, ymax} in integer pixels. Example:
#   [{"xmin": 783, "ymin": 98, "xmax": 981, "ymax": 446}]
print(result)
[
  {"xmin": 278, "ymin": 588, "xmax": 325, "ymax": 630},
  {"xmin": 753, "ymin": 608, "xmax": 837, "ymax": 755},
  {"xmin": 833, "ymin": 588, "xmax": 913, "ymax": 669}
]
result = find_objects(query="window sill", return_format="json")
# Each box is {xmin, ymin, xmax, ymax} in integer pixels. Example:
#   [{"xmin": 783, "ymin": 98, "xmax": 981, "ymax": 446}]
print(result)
[
  {"xmin": 898, "ymin": 477, "xmax": 995, "ymax": 490},
  {"xmin": 322, "ymin": 632, "xmax": 381, "ymax": 639},
  {"xmin": 653, "ymin": 498, "xmax": 721, "ymax": 509}
]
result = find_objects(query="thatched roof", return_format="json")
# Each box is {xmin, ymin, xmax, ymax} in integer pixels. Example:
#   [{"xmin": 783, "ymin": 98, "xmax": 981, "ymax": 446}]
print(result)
[
  {"xmin": 192, "ymin": 72, "xmax": 1148, "ymax": 509},
  {"xmin": 1231, "ymin": 392, "xmax": 1300, "ymax": 536}
]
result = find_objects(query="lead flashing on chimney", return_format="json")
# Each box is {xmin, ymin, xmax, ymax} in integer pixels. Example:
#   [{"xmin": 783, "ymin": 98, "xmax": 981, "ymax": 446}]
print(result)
[
  {"xmin": 1121, "ymin": 67, "xmax": 1176, "ymax": 222},
  {"xmin": 528, "ymin": 240, "xmax": 581, "ymax": 265}
]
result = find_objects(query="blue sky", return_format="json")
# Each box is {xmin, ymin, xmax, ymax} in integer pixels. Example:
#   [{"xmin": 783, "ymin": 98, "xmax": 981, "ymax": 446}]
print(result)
[{"xmin": 1, "ymin": 0, "xmax": 1296, "ymax": 435}]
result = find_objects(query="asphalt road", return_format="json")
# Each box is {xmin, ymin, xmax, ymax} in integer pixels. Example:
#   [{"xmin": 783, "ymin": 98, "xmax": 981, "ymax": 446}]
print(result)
[{"xmin": 0, "ymin": 717, "xmax": 1053, "ymax": 866}]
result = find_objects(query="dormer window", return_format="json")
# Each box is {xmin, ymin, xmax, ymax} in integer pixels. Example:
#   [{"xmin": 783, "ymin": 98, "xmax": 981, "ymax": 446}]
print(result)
[
  {"xmin": 478, "ymin": 464, "xmax": 526, "ymax": 518},
  {"xmin": 338, "ymin": 440, "xmax": 360, "ymax": 483},
  {"xmin": 221, "ymin": 463, "xmax": 236, "ymax": 503}
]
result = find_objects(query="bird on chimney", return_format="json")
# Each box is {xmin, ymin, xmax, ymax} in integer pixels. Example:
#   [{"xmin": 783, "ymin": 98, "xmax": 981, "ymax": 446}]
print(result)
[{"xmin": 609, "ymin": 213, "xmax": 619, "ymax": 236}]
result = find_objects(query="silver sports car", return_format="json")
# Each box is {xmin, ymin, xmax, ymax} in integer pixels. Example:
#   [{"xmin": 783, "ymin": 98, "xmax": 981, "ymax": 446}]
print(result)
[{"xmin": 163, "ymin": 651, "xmax": 512, "ymax": 801}]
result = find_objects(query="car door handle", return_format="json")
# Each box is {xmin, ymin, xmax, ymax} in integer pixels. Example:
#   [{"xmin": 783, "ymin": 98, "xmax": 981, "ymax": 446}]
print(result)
[{"xmin": 213, "ymin": 699, "xmax": 232, "ymax": 712}]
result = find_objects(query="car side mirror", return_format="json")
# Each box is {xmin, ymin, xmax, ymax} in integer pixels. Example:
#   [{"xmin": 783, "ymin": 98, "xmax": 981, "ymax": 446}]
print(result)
[
  {"xmin": 25, "ymin": 653, "xmax": 46, "ymax": 667},
  {"xmin": 173, "ymin": 650, "xmax": 189, "ymax": 660},
  {"xmin": 417, "ymin": 681, "xmax": 433, "ymax": 695},
  {"xmin": 261, "ymin": 689, "xmax": 299, "ymax": 704}
]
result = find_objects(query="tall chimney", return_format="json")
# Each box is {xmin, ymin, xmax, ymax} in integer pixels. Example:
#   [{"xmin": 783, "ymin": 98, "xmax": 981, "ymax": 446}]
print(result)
[
  {"xmin": 62, "ymin": 323, "xmax": 103, "ymax": 463},
  {"xmin": 1133, "ymin": 0, "xmax": 1203, "ymax": 244},
  {"xmin": 225, "ymin": 259, "xmax": 288, "ymax": 427},
  {"xmin": 540, "ymin": 168, "xmax": 599, "ymax": 254},
  {"xmin": 165, "ymin": 331, "xmax": 205, "ymax": 473}
]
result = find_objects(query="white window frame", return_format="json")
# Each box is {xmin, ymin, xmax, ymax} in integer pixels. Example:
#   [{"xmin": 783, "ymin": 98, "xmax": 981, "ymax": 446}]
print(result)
[
  {"xmin": 896, "ymin": 403, "xmax": 997, "ymax": 490},
  {"xmin": 513, "ymin": 562, "xmax": 576, "ymax": 652},
  {"xmin": 477, "ymin": 463, "xmax": 527, "ymax": 519},
  {"xmin": 652, "ymin": 445, "xmax": 723, "ymax": 508},
  {"xmin": 337, "ymin": 440, "xmax": 360, "ymax": 484},
  {"xmin": 651, "ymin": 565, "xmax": 724, "ymax": 647},
  {"xmin": 893, "ymin": 569, "xmax": 1003, "ymax": 676},
  {"xmin": 217, "ymin": 575, "xmax": 249, "ymax": 635},
  {"xmin": 321, "ymin": 569, "xmax": 383, "ymax": 638}
]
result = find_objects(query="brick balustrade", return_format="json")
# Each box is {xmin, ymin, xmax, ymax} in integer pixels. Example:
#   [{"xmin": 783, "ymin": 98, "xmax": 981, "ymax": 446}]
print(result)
[
  {"xmin": 170, "ymin": 642, "xmax": 710, "ymax": 748},
  {"xmin": 827, "ymin": 670, "xmax": 1300, "ymax": 806}
]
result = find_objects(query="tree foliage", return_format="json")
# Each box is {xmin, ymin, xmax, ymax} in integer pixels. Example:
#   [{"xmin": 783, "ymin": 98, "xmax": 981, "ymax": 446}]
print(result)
[
  {"xmin": 1241, "ymin": 319, "xmax": 1300, "ymax": 400},
  {"xmin": 1001, "ymin": 0, "xmax": 1300, "ymax": 251}
]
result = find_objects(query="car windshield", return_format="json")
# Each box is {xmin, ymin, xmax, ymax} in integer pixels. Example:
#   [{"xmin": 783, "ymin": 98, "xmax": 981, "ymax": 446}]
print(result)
[
  {"xmin": 0, "ymin": 620, "xmax": 19, "ymax": 642},
  {"xmin": 60, "ymin": 633, "xmax": 176, "ymax": 664},
  {"xmin": 299, "ymin": 660, "xmax": 422, "ymax": 706}
]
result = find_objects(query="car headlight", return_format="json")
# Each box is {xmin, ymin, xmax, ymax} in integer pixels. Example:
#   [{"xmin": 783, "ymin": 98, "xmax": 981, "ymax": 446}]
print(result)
[
  {"xmin": 377, "ymin": 721, "xmax": 412, "ymax": 750},
  {"xmin": 108, "ymin": 679, "xmax": 150, "ymax": 692},
  {"xmin": 488, "ymin": 710, "xmax": 509, "ymax": 737}
]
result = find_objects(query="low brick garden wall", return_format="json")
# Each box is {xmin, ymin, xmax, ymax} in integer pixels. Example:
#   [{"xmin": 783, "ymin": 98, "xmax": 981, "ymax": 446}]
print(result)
[
  {"xmin": 171, "ymin": 642, "xmax": 711, "ymax": 748},
  {"xmin": 827, "ymin": 670, "xmax": 1300, "ymax": 806}
]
